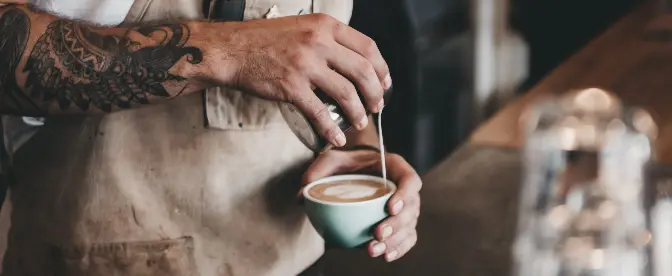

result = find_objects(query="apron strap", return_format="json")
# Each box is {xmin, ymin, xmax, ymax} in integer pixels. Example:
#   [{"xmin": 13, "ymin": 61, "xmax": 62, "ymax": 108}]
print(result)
[{"xmin": 206, "ymin": 0, "xmax": 246, "ymax": 21}]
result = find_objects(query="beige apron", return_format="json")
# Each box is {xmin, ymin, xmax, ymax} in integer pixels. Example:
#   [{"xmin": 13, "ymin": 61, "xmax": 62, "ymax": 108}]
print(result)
[{"xmin": 2, "ymin": 0, "xmax": 352, "ymax": 275}]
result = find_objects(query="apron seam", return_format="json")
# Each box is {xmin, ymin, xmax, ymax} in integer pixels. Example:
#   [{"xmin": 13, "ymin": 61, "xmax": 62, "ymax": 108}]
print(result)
[
  {"xmin": 121, "ymin": 0, "xmax": 155, "ymax": 25},
  {"xmin": 134, "ymin": 0, "xmax": 155, "ymax": 24}
]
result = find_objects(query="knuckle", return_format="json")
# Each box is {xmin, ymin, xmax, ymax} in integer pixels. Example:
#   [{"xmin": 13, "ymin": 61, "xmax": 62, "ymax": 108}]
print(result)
[
  {"xmin": 279, "ymin": 67, "xmax": 299, "ymax": 81},
  {"xmin": 279, "ymin": 75, "xmax": 302, "ymax": 94},
  {"xmin": 356, "ymin": 59, "xmax": 375, "ymax": 78},
  {"xmin": 362, "ymin": 38, "xmax": 379, "ymax": 58},
  {"xmin": 333, "ymin": 81, "xmax": 357, "ymax": 102},
  {"xmin": 415, "ymin": 176, "xmax": 424, "ymax": 190},
  {"xmin": 313, "ymin": 110, "xmax": 339, "ymax": 134},
  {"xmin": 311, "ymin": 13, "xmax": 334, "ymax": 26},
  {"xmin": 383, "ymin": 64, "xmax": 391, "ymax": 77},
  {"xmin": 386, "ymin": 219, "xmax": 402, "ymax": 231},
  {"xmin": 330, "ymin": 19, "xmax": 343, "ymax": 34},
  {"xmin": 380, "ymin": 219, "xmax": 394, "ymax": 230},
  {"xmin": 289, "ymin": 52, "xmax": 311, "ymax": 70},
  {"xmin": 409, "ymin": 233, "xmax": 418, "ymax": 247},
  {"xmin": 279, "ymin": 83, "xmax": 297, "ymax": 101},
  {"xmin": 278, "ymin": 67, "xmax": 294, "ymax": 80},
  {"xmin": 373, "ymin": 91, "xmax": 384, "ymax": 105},
  {"xmin": 311, "ymin": 13, "xmax": 340, "ymax": 34},
  {"xmin": 398, "ymin": 234, "xmax": 415, "ymax": 251},
  {"xmin": 311, "ymin": 104, "xmax": 330, "ymax": 121},
  {"xmin": 400, "ymin": 228, "xmax": 414, "ymax": 239},
  {"xmin": 299, "ymin": 29, "xmax": 321, "ymax": 46},
  {"xmin": 389, "ymin": 238, "xmax": 403, "ymax": 249},
  {"xmin": 322, "ymin": 124, "xmax": 341, "ymax": 140}
]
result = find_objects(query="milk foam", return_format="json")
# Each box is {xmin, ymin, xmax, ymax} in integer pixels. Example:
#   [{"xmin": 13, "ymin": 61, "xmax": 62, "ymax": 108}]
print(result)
[
  {"xmin": 323, "ymin": 183, "xmax": 378, "ymax": 199},
  {"xmin": 378, "ymin": 108, "xmax": 387, "ymax": 187}
]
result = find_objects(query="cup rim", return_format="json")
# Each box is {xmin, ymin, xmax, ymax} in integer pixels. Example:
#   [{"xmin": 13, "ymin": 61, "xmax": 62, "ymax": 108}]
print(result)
[{"xmin": 303, "ymin": 174, "xmax": 396, "ymax": 206}]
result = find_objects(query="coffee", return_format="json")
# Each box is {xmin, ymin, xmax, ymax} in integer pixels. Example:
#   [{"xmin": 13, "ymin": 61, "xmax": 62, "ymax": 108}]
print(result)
[
  {"xmin": 307, "ymin": 180, "xmax": 392, "ymax": 203},
  {"xmin": 304, "ymin": 175, "xmax": 396, "ymax": 248}
]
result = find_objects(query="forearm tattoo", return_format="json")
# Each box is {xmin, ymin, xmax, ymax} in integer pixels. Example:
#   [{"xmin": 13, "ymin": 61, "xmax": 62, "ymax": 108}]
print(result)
[{"xmin": 0, "ymin": 6, "xmax": 204, "ymax": 114}]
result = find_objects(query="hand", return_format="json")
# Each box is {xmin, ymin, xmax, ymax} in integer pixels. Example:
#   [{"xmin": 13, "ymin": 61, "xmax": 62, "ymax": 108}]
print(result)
[
  {"xmin": 206, "ymin": 14, "xmax": 391, "ymax": 147},
  {"xmin": 303, "ymin": 149, "xmax": 422, "ymax": 262}
]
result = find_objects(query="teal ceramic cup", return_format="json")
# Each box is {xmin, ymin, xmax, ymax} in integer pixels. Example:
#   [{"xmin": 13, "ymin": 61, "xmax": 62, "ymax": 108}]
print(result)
[{"xmin": 303, "ymin": 174, "xmax": 397, "ymax": 248}]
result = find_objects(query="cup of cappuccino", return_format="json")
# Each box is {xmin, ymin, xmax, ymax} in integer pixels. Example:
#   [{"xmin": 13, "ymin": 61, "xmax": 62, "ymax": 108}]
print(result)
[{"xmin": 303, "ymin": 174, "xmax": 396, "ymax": 248}]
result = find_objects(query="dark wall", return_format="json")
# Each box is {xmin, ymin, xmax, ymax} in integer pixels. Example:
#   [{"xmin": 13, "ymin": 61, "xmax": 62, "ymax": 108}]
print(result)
[
  {"xmin": 350, "ymin": 0, "xmax": 471, "ymax": 174},
  {"xmin": 349, "ymin": 0, "xmax": 419, "ymax": 169},
  {"xmin": 350, "ymin": 0, "xmax": 639, "ymax": 174},
  {"xmin": 513, "ymin": 0, "xmax": 639, "ymax": 89}
]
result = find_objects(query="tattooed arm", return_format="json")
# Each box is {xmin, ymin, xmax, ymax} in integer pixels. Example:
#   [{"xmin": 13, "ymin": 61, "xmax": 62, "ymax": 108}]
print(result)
[
  {"xmin": 0, "ymin": 5, "xmax": 391, "ymax": 147},
  {"xmin": 0, "ymin": 5, "xmax": 218, "ymax": 114}
]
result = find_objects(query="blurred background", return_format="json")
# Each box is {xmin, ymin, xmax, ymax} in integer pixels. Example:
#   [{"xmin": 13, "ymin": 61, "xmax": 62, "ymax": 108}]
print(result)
[
  {"xmin": 352, "ymin": 0, "xmax": 639, "ymax": 174},
  {"xmin": 0, "ymin": 1, "xmax": 656, "ymax": 274}
]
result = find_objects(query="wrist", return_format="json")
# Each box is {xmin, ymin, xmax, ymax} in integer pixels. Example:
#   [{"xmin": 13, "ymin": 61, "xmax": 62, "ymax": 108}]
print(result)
[{"xmin": 175, "ymin": 21, "xmax": 242, "ymax": 87}]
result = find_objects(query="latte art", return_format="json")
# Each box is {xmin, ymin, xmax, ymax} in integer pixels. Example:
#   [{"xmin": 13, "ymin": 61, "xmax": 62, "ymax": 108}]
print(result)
[
  {"xmin": 308, "ymin": 180, "xmax": 392, "ymax": 203},
  {"xmin": 323, "ymin": 184, "xmax": 377, "ymax": 199}
]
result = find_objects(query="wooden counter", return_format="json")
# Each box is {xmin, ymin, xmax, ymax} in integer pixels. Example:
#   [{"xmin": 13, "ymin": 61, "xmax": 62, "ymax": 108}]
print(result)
[{"xmin": 471, "ymin": 0, "xmax": 672, "ymax": 163}]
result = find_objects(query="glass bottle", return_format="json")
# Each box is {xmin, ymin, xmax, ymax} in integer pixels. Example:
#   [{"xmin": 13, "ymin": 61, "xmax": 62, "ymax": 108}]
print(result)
[{"xmin": 513, "ymin": 88, "xmax": 657, "ymax": 276}]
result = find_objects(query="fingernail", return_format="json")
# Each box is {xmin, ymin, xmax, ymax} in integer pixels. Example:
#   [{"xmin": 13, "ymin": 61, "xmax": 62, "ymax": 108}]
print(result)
[
  {"xmin": 381, "ymin": 225, "xmax": 393, "ymax": 239},
  {"xmin": 385, "ymin": 250, "xmax": 398, "ymax": 262},
  {"xmin": 372, "ymin": 242, "xmax": 386, "ymax": 256},
  {"xmin": 383, "ymin": 74, "xmax": 392, "ymax": 90},
  {"xmin": 333, "ymin": 132, "xmax": 346, "ymax": 147},
  {"xmin": 392, "ymin": 200, "xmax": 404, "ymax": 215},
  {"xmin": 376, "ymin": 99, "xmax": 385, "ymax": 113},
  {"xmin": 356, "ymin": 116, "xmax": 368, "ymax": 130}
]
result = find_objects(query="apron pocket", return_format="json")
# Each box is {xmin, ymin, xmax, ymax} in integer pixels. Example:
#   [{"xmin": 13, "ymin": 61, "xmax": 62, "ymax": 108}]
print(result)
[{"xmin": 55, "ymin": 236, "xmax": 198, "ymax": 276}]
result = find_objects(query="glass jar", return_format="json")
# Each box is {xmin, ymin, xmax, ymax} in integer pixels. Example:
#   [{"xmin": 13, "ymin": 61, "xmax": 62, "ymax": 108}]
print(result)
[{"xmin": 513, "ymin": 88, "xmax": 657, "ymax": 276}]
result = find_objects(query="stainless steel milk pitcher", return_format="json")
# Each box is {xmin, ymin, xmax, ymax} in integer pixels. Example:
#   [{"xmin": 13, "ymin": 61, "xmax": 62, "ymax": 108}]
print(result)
[{"xmin": 279, "ymin": 86, "xmax": 393, "ymax": 152}]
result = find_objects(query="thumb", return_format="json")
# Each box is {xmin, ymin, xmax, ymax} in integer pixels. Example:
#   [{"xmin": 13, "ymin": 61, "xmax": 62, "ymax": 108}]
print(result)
[{"xmin": 302, "ymin": 151, "xmax": 350, "ymax": 185}]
